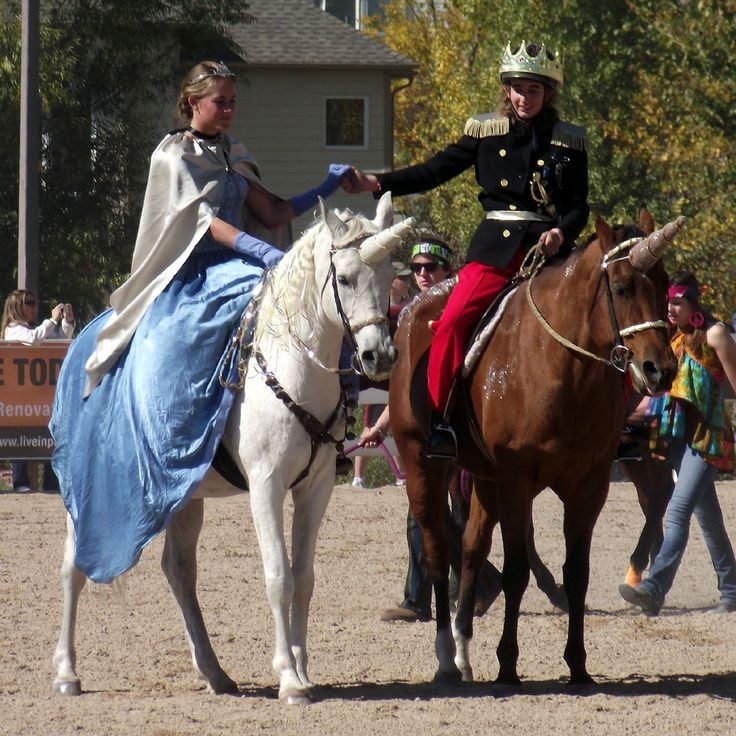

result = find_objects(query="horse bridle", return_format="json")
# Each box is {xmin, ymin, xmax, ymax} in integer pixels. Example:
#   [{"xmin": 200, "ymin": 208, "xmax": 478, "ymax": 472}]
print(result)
[
  {"xmin": 524, "ymin": 238, "xmax": 668, "ymax": 373},
  {"xmin": 324, "ymin": 243, "xmax": 389, "ymax": 376},
  {"xmin": 245, "ymin": 238, "xmax": 391, "ymax": 487}
]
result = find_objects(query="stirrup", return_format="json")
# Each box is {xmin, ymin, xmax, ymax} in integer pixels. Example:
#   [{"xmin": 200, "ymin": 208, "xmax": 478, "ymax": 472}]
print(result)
[{"xmin": 425, "ymin": 419, "xmax": 457, "ymax": 460}]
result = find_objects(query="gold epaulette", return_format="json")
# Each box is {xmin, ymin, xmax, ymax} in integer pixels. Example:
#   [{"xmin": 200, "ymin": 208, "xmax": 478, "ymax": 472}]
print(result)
[
  {"xmin": 551, "ymin": 121, "xmax": 587, "ymax": 151},
  {"xmin": 463, "ymin": 113, "xmax": 510, "ymax": 138}
]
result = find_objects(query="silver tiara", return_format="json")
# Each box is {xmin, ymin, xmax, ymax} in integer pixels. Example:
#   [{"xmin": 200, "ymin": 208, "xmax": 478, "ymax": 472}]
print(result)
[{"xmin": 191, "ymin": 61, "xmax": 235, "ymax": 84}]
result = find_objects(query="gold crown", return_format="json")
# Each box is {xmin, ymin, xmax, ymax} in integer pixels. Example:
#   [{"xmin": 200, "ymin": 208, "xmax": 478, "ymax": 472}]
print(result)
[{"xmin": 499, "ymin": 41, "xmax": 563, "ymax": 89}]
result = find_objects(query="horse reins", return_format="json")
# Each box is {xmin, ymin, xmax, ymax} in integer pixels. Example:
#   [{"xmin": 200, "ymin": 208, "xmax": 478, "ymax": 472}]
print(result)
[
  {"xmin": 522, "ymin": 239, "xmax": 668, "ymax": 373},
  {"xmin": 230, "ymin": 238, "xmax": 391, "ymax": 488},
  {"xmin": 253, "ymin": 347, "xmax": 349, "ymax": 488}
]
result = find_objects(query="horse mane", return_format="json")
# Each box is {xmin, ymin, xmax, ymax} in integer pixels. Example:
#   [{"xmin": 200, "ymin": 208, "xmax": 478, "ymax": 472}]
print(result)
[{"xmin": 255, "ymin": 206, "xmax": 382, "ymax": 342}]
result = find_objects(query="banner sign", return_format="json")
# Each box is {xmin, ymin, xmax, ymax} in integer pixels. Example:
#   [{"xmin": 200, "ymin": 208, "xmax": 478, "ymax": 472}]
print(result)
[{"xmin": 0, "ymin": 341, "xmax": 70, "ymax": 460}]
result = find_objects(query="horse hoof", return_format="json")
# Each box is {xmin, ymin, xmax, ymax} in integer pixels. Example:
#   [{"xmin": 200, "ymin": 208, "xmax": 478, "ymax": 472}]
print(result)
[
  {"xmin": 460, "ymin": 667, "xmax": 474, "ymax": 683},
  {"xmin": 569, "ymin": 672, "xmax": 596, "ymax": 687},
  {"xmin": 212, "ymin": 677, "xmax": 240, "ymax": 695},
  {"xmin": 624, "ymin": 566, "xmax": 643, "ymax": 586},
  {"xmin": 281, "ymin": 689, "xmax": 313, "ymax": 705},
  {"xmin": 547, "ymin": 584, "xmax": 569, "ymax": 612},
  {"xmin": 54, "ymin": 679, "xmax": 81, "ymax": 696},
  {"xmin": 495, "ymin": 671, "xmax": 521, "ymax": 688},
  {"xmin": 433, "ymin": 668, "xmax": 463, "ymax": 687}
]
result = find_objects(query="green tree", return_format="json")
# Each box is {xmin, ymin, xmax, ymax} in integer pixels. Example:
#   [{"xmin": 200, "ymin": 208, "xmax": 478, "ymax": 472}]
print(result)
[
  {"xmin": 1, "ymin": 0, "xmax": 253, "ymax": 320},
  {"xmin": 374, "ymin": 1, "xmax": 736, "ymax": 317}
]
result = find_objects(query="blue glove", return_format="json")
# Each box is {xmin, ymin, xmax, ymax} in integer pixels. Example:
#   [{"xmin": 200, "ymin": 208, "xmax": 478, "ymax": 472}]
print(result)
[
  {"xmin": 290, "ymin": 163, "xmax": 351, "ymax": 217},
  {"xmin": 233, "ymin": 231, "xmax": 284, "ymax": 268}
]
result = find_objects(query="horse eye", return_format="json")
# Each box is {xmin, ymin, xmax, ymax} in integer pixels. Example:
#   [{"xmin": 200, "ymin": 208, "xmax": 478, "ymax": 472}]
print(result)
[{"xmin": 337, "ymin": 275, "xmax": 350, "ymax": 286}]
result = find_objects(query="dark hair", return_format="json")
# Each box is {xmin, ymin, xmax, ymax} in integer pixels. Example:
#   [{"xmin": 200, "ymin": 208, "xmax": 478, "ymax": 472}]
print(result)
[
  {"xmin": 409, "ymin": 230, "xmax": 454, "ymax": 273},
  {"xmin": 669, "ymin": 270, "xmax": 715, "ymax": 349}
]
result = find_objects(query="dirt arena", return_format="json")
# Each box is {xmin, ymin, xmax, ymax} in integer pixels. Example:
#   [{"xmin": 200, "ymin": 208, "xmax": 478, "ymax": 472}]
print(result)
[{"xmin": 2, "ymin": 479, "xmax": 736, "ymax": 735}]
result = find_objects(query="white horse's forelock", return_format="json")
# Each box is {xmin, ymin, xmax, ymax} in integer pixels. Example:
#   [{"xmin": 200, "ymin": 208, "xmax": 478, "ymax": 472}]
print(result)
[{"xmin": 255, "ymin": 207, "xmax": 382, "ymax": 342}]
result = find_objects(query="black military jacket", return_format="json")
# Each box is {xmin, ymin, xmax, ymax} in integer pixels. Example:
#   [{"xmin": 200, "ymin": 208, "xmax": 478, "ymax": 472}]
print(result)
[{"xmin": 376, "ymin": 113, "xmax": 589, "ymax": 269}]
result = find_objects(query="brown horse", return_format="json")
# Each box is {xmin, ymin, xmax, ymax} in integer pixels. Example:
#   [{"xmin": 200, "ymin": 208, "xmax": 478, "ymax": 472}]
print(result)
[{"xmin": 389, "ymin": 210, "xmax": 682, "ymax": 686}]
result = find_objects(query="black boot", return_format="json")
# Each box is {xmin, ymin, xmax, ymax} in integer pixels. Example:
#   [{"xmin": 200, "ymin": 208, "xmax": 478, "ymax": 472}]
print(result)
[{"xmin": 425, "ymin": 415, "xmax": 457, "ymax": 460}]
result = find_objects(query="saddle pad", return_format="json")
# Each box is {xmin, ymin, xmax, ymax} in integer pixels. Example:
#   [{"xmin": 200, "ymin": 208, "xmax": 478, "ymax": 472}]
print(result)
[{"xmin": 462, "ymin": 284, "xmax": 519, "ymax": 378}]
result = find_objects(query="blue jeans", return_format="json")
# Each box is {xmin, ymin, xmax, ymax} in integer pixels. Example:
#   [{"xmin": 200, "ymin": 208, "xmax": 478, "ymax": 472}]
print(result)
[
  {"xmin": 12, "ymin": 461, "xmax": 59, "ymax": 492},
  {"xmin": 640, "ymin": 445, "xmax": 736, "ymax": 606}
]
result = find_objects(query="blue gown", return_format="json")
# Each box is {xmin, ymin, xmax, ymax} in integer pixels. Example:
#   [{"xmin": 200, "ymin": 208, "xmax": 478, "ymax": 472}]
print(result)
[{"xmin": 51, "ymin": 172, "xmax": 264, "ymax": 583}]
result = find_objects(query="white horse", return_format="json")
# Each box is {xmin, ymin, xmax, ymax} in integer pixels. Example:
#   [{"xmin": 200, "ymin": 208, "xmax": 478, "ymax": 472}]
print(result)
[{"xmin": 53, "ymin": 193, "xmax": 413, "ymax": 704}]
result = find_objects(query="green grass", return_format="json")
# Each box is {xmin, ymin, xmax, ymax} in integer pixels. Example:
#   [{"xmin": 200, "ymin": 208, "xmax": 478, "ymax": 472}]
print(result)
[{"xmin": 0, "ymin": 461, "xmax": 12, "ymax": 491}]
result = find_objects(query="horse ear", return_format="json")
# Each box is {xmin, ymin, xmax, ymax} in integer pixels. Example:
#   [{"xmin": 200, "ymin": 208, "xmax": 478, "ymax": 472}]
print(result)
[
  {"xmin": 320, "ymin": 197, "xmax": 349, "ymax": 241},
  {"xmin": 594, "ymin": 215, "xmax": 615, "ymax": 252},
  {"xmin": 638, "ymin": 204, "xmax": 655, "ymax": 236},
  {"xmin": 372, "ymin": 191, "xmax": 394, "ymax": 230}
]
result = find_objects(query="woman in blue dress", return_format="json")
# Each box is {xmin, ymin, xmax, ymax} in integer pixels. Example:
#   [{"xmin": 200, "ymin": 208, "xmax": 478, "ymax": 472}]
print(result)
[{"xmin": 51, "ymin": 61, "xmax": 350, "ymax": 582}]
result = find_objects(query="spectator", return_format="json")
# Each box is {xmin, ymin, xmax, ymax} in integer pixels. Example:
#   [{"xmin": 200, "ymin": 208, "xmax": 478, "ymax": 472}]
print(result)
[
  {"xmin": 352, "ymin": 261, "xmax": 411, "ymax": 489},
  {"xmin": 1, "ymin": 289, "xmax": 74, "ymax": 492},
  {"xmin": 619, "ymin": 271, "xmax": 736, "ymax": 615}
]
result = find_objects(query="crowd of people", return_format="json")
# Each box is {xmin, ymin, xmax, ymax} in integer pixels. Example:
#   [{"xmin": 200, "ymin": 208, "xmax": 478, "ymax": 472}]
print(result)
[{"xmin": 5, "ymin": 42, "xmax": 736, "ymax": 626}]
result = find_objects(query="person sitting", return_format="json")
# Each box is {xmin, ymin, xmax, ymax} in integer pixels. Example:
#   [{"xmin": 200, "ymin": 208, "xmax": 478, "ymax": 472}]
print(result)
[
  {"xmin": 49, "ymin": 60, "xmax": 352, "ymax": 581},
  {"xmin": 344, "ymin": 40, "xmax": 589, "ymax": 460}
]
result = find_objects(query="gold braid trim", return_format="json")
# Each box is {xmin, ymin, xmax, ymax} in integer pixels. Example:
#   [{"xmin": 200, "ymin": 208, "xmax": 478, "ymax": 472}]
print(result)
[
  {"xmin": 463, "ymin": 113, "xmax": 510, "ymax": 138},
  {"xmin": 551, "ymin": 121, "xmax": 587, "ymax": 151}
]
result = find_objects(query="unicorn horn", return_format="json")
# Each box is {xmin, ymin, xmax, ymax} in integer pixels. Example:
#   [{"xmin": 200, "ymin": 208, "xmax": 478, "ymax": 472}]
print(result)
[
  {"xmin": 629, "ymin": 216, "xmax": 686, "ymax": 272},
  {"xmin": 359, "ymin": 217, "xmax": 415, "ymax": 264}
]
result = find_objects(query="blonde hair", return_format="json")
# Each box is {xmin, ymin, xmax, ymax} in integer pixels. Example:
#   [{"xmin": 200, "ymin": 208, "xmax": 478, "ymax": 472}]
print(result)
[
  {"xmin": 176, "ymin": 61, "xmax": 236, "ymax": 123},
  {"xmin": 1, "ymin": 289, "xmax": 34, "ymax": 337}
]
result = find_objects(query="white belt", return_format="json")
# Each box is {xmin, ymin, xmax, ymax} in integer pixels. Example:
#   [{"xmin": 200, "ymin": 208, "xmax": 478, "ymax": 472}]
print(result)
[{"xmin": 485, "ymin": 210, "xmax": 552, "ymax": 222}]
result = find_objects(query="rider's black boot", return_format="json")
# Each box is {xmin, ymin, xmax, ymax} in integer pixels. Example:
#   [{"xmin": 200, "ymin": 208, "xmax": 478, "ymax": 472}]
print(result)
[{"xmin": 425, "ymin": 414, "xmax": 458, "ymax": 461}]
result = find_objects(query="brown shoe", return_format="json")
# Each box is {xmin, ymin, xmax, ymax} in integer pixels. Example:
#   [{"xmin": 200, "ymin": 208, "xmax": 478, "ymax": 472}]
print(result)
[{"xmin": 380, "ymin": 606, "xmax": 430, "ymax": 622}]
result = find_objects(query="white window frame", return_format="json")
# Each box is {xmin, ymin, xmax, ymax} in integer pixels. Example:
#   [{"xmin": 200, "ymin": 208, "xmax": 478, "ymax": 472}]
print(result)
[
  {"xmin": 324, "ymin": 95, "xmax": 369, "ymax": 149},
  {"xmin": 315, "ymin": 1, "xmax": 385, "ymax": 30}
]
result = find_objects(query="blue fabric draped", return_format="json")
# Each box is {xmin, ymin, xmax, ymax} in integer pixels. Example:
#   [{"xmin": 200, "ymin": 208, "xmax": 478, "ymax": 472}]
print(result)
[{"xmin": 51, "ymin": 172, "xmax": 264, "ymax": 583}]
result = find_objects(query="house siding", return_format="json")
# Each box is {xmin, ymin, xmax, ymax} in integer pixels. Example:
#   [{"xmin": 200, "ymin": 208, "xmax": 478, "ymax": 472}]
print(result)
[{"xmin": 232, "ymin": 67, "xmax": 391, "ymax": 232}]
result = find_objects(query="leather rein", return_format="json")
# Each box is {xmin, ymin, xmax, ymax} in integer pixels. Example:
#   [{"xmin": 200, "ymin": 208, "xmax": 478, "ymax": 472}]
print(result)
[
  {"xmin": 463, "ymin": 237, "xmax": 668, "ymax": 466},
  {"xmin": 222, "ymin": 242, "xmax": 387, "ymax": 488},
  {"xmin": 521, "ymin": 238, "xmax": 668, "ymax": 373}
]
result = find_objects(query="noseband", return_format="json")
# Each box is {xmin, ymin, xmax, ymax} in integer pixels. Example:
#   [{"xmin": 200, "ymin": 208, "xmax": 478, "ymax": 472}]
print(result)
[{"xmin": 524, "ymin": 238, "xmax": 668, "ymax": 373}]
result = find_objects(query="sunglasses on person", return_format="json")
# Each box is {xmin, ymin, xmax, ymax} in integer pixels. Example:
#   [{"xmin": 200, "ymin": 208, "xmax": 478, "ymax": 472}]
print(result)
[
  {"xmin": 24, "ymin": 298, "xmax": 37, "ymax": 306},
  {"xmin": 410, "ymin": 261, "xmax": 441, "ymax": 274}
]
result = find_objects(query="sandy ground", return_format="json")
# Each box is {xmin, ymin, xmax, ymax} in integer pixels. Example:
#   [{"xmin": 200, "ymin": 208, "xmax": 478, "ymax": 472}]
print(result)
[{"xmin": 2, "ymin": 479, "xmax": 736, "ymax": 735}]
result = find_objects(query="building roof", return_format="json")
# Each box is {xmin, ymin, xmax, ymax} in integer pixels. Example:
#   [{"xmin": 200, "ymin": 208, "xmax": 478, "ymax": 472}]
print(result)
[{"xmin": 231, "ymin": 0, "xmax": 416, "ymax": 74}]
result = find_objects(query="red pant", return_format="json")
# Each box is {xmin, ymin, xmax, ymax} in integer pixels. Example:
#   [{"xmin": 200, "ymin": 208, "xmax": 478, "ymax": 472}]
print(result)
[{"xmin": 428, "ymin": 251, "xmax": 524, "ymax": 414}]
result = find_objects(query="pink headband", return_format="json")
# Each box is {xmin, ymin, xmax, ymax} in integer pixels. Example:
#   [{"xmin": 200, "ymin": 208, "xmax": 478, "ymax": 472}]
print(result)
[{"xmin": 667, "ymin": 285, "xmax": 698, "ymax": 302}]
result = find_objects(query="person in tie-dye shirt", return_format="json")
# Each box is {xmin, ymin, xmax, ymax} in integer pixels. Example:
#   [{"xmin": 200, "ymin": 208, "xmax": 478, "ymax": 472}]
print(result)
[{"xmin": 619, "ymin": 271, "xmax": 736, "ymax": 616}]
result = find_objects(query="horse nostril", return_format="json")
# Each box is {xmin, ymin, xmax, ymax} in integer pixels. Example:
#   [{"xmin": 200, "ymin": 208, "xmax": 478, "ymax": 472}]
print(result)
[
  {"xmin": 361, "ymin": 350, "xmax": 376, "ymax": 366},
  {"xmin": 642, "ymin": 360, "xmax": 659, "ymax": 380}
]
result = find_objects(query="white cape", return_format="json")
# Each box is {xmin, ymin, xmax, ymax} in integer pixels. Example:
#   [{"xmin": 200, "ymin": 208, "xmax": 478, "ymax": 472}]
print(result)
[{"xmin": 83, "ymin": 131, "xmax": 287, "ymax": 395}]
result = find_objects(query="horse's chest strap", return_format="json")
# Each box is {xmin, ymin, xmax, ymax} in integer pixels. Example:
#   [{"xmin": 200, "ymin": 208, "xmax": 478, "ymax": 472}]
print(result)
[{"xmin": 254, "ymin": 348, "xmax": 345, "ymax": 487}]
